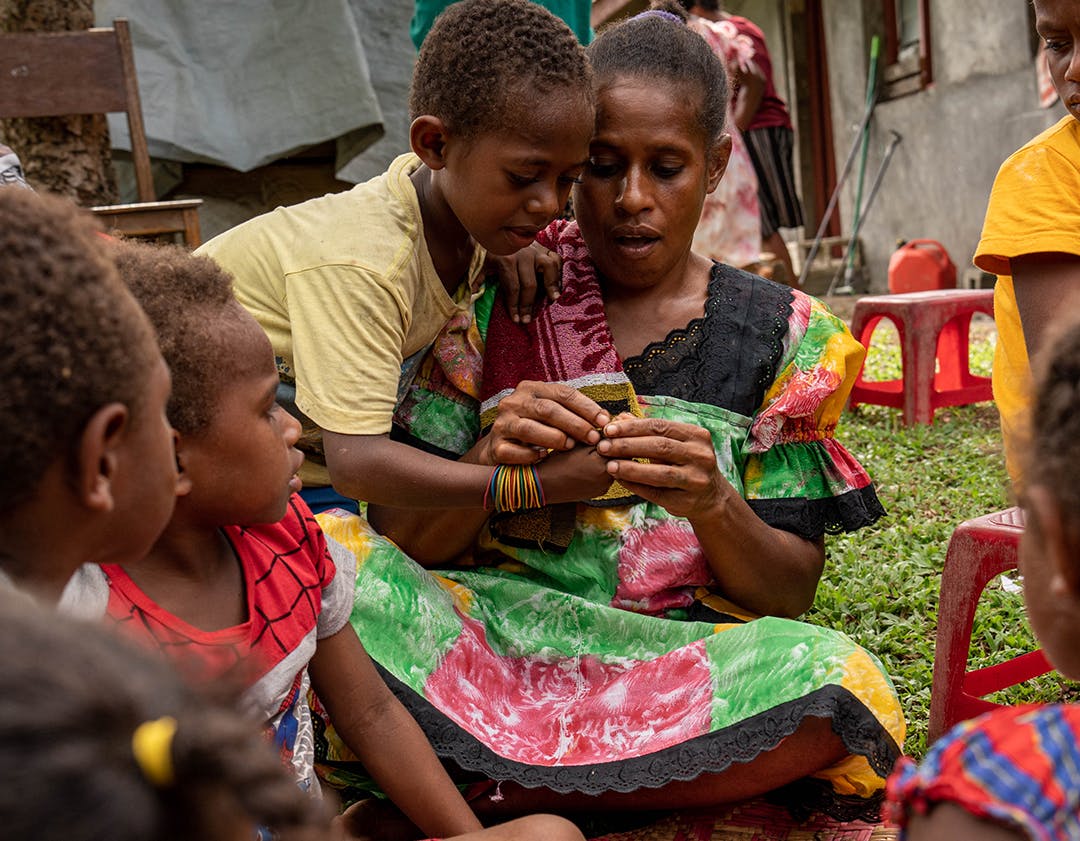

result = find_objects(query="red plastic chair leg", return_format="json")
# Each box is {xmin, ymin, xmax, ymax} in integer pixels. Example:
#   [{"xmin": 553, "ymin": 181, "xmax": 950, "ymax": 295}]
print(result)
[{"xmin": 928, "ymin": 508, "xmax": 1052, "ymax": 744}]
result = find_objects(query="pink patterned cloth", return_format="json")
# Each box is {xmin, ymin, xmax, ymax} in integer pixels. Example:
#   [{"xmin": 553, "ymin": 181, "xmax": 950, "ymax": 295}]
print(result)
[{"xmin": 687, "ymin": 17, "xmax": 762, "ymax": 268}]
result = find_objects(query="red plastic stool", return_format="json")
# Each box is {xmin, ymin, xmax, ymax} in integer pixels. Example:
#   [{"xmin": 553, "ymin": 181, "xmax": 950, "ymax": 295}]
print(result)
[
  {"xmin": 848, "ymin": 289, "xmax": 994, "ymax": 424},
  {"xmin": 927, "ymin": 507, "xmax": 1053, "ymax": 744}
]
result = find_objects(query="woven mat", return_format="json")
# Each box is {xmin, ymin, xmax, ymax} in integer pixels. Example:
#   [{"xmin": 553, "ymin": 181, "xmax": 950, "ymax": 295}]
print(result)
[{"xmin": 588, "ymin": 800, "xmax": 898, "ymax": 841}]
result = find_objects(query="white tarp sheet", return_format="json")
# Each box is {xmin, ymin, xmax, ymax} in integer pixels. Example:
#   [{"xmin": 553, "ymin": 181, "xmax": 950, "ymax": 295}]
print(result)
[{"xmin": 95, "ymin": 0, "xmax": 413, "ymax": 181}]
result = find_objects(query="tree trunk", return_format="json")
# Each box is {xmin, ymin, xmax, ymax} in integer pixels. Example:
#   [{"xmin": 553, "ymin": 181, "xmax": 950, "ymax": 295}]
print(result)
[{"xmin": 0, "ymin": 0, "xmax": 118, "ymax": 204}]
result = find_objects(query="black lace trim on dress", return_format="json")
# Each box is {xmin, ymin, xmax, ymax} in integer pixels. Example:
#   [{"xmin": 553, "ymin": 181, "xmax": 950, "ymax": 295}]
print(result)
[
  {"xmin": 372, "ymin": 662, "xmax": 899, "ymax": 820},
  {"xmin": 748, "ymin": 485, "xmax": 887, "ymax": 541},
  {"xmin": 623, "ymin": 263, "xmax": 795, "ymax": 418}
]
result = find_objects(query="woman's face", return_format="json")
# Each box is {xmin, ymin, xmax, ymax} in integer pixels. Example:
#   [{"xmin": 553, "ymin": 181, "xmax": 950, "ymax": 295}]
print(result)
[{"xmin": 573, "ymin": 74, "xmax": 728, "ymax": 290}]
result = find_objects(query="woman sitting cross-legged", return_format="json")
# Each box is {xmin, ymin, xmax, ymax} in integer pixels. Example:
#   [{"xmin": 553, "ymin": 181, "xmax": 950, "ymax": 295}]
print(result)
[{"xmin": 316, "ymin": 0, "xmax": 904, "ymax": 825}]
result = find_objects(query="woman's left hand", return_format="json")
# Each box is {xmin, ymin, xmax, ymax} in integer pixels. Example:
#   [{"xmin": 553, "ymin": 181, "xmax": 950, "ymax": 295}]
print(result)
[
  {"xmin": 596, "ymin": 415, "xmax": 737, "ymax": 521},
  {"xmin": 598, "ymin": 413, "xmax": 826, "ymax": 619}
]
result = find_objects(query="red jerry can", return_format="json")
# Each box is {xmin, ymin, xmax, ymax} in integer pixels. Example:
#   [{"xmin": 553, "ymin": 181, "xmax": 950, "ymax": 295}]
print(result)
[{"xmin": 888, "ymin": 239, "xmax": 957, "ymax": 294}]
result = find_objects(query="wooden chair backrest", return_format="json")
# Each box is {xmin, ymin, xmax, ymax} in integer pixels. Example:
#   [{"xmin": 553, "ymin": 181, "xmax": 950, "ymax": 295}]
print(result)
[{"xmin": 0, "ymin": 19, "xmax": 155, "ymax": 202}]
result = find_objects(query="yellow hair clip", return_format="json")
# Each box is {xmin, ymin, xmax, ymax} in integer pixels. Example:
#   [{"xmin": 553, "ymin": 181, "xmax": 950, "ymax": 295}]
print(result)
[{"xmin": 132, "ymin": 716, "xmax": 178, "ymax": 787}]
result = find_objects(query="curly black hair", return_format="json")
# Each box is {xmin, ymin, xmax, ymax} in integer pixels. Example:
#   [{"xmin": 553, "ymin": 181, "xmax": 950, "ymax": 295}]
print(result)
[
  {"xmin": 0, "ymin": 592, "xmax": 329, "ymax": 841},
  {"xmin": 678, "ymin": 0, "xmax": 721, "ymax": 11},
  {"xmin": 1028, "ymin": 317, "xmax": 1080, "ymax": 513},
  {"xmin": 110, "ymin": 240, "xmax": 243, "ymax": 436},
  {"xmin": 0, "ymin": 190, "xmax": 159, "ymax": 515},
  {"xmin": 588, "ymin": 0, "xmax": 729, "ymax": 145},
  {"xmin": 410, "ymin": 0, "xmax": 593, "ymax": 138}
]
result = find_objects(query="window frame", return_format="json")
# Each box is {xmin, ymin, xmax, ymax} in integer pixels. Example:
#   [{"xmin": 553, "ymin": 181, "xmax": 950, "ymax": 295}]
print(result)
[{"xmin": 882, "ymin": 0, "xmax": 933, "ymax": 98}]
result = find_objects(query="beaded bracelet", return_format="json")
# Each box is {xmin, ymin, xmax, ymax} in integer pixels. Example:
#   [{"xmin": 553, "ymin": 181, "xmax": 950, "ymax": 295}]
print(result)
[{"xmin": 483, "ymin": 464, "xmax": 546, "ymax": 513}]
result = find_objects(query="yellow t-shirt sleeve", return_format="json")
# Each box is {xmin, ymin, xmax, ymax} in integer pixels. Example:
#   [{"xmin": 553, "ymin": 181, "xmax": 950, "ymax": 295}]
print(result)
[
  {"xmin": 975, "ymin": 143, "xmax": 1080, "ymax": 275},
  {"xmin": 286, "ymin": 263, "xmax": 411, "ymax": 436}
]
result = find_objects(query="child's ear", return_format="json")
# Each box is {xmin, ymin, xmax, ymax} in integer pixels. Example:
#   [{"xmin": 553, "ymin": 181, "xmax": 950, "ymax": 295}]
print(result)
[
  {"xmin": 76, "ymin": 403, "xmax": 129, "ymax": 512},
  {"xmin": 706, "ymin": 133, "xmax": 732, "ymax": 194},
  {"xmin": 1027, "ymin": 485, "xmax": 1080, "ymax": 598},
  {"xmin": 410, "ymin": 115, "xmax": 451, "ymax": 170},
  {"xmin": 172, "ymin": 431, "xmax": 195, "ymax": 498}
]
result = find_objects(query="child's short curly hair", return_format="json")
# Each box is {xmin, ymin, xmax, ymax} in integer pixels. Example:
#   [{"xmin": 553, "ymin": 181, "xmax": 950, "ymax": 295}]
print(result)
[
  {"xmin": 0, "ymin": 591, "xmax": 329, "ymax": 841},
  {"xmin": 110, "ymin": 241, "xmax": 240, "ymax": 436},
  {"xmin": 1028, "ymin": 316, "xmax": 1080, "ymax": 512},
  {"xmin": 0, "ymin": 190, "xmax": 158, "ymax": 514},
  {"xmin": 678, "ymin": 0, "xmax": 721, "ymax": 11},
  {"xmin": 410, "ymin": 0, "xmax": 593, "ymax": 139},
  {"xmin": 588, "ymin": 0, "xmax": 729, "ymax": 145}
]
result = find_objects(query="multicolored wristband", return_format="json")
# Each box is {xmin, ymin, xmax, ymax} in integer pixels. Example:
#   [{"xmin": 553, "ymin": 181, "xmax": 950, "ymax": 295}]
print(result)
[{"xmin": 483, "ymin": 464, "xmax": 546, "ymax": 513}]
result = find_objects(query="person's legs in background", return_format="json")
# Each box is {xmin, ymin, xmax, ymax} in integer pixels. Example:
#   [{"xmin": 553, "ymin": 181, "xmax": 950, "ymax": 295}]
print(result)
[{"xmin": 745, "ymin": 125, "xmax": 802, "ymax": 287}]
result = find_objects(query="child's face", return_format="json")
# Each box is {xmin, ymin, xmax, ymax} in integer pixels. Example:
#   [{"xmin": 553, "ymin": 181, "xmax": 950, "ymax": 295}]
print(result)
[
  {"xmin": 573, "ymin": 74, "xmax": 727, "ymax": 290},
  {"xmin": 437, "ymin": 88, "xmax": 593, "ymax": 255},
  {"xmin": 1035, "ymin": 0, "xmax": 1080, "ymax": 120},
  {"xmin": 181, "ymin": 308, "xmax": 303, "ymax": 526},
  {"xmin": 109, "ymin": 349, "xmax": 180, "ymax": 563},
  {"xmin": 1018, "ymin": 485, "xmax": 1080, "ymax": 678}
]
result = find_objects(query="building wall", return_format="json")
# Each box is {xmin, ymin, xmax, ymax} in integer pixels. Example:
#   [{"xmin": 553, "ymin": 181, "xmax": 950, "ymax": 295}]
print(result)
[{"xmin": 820, "ymin": 0, "xmax": 1064, "ymax": 290}]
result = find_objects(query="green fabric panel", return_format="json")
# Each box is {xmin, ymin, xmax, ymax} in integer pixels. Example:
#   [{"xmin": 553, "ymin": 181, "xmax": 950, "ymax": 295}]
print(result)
[
  {"xmin": 790, "ymin": 299, "xmax": 848, "ymax": 371},
  {"xmin": 703, "ymin": 616, "xmax": 863, "ymax": 728},
  {"xmin": 410, "ymin": 0, "xmax": 593, "ymax": 50},
  {"xmin": 639, "ymin": 394, "xmax": 750, "ymax": 498},
  {"xmin": 349, "ymin": 538, "xmax": 463, "ymax": 691},
  {"xmin": 475, "ymin": 281, "xmax": 496, "ymax": 342},
  {"xmin": 399, "ymin": 385, "xmax": 479, "ymax": 456},
  {"xmin": 745, "ymin": 440, "xmax": 849, "ymax": 500},
  {"xmin": 444, "ymin": 568, "xmax": 718, "ymax": 661},
  {"xmin": 490, "ymin": 512, "xmax": 623, "ymax": 604}
]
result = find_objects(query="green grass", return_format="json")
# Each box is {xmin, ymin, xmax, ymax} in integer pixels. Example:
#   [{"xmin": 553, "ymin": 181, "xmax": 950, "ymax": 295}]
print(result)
[{"xmin": 806, "ymin": 318, "xmax": 1079, "ymax": 758}]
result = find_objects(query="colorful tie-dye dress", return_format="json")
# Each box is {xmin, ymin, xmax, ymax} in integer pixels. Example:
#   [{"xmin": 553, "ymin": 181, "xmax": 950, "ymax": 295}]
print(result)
[{"xmin": 315, "ymin": 222, "xmax": 904, "ymax": 819}]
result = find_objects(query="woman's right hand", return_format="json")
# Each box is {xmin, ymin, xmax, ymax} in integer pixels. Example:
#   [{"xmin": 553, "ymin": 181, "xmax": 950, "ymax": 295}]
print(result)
[
  {"xmin": 370, "ymin": 382, "xmax": 611, "ymax": 562},
  {"xmin": 482, "ymin": 380, "xmax": 611, "ymax": 465}
]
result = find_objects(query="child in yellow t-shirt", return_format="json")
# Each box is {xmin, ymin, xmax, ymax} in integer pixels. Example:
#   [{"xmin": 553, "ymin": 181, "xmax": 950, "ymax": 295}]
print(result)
[
  {"xmin": 974, "ymin": 0, "xmax": 1080, "ymax": 490},
  {"xmin": 198, "ymin": 0, "xmax": 604, "ymax": 515}
]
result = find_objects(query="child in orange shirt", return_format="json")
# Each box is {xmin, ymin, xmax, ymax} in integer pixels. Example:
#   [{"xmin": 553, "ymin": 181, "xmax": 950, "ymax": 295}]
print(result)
[{"xmin": 974, "ymin": 0, "xmax": 1080, "ymax": 489}]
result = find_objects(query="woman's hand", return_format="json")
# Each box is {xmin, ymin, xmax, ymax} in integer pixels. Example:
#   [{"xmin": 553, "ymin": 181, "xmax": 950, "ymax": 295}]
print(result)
[
  {"xmin": 483, "ymin": 381, "xmax": 610, "ymax": 465},
  {"xmin": 596, "ymin": 415, "xmax": 736, "ymax": 520},
  {"xmin": 598, "ymin": 414, "xmax": 825, "ymax": 618},
  {"xmin": 370, "ymin": 384, "xmax": 610, "ymax": 562},
  {"xmin": 487, "ymin": 241, "xmax": 562, "ymax": 324}
]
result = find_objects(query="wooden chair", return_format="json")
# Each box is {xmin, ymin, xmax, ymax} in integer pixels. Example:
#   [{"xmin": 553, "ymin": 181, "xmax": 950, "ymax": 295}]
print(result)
[{"xmin": 0, "ymin": 18, "xmax": 202, "ymax": 247}]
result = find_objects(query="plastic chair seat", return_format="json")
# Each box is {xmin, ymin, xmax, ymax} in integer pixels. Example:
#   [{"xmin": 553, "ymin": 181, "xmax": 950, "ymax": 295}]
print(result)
[
  {"xmin": 848, "ymin": 289, "xmax": 994, "ymax": 425},
  {"xmin": 927, "ymin": 507, "xmax": 1053, "ymax": 743}
]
